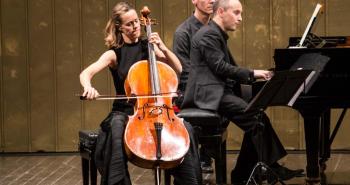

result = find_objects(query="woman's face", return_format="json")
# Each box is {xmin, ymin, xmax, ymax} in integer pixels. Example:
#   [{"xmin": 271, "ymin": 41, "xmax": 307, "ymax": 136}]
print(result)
[{"xmin": 120, "ymin": 9, "xmax": 141, "ymax": 42}]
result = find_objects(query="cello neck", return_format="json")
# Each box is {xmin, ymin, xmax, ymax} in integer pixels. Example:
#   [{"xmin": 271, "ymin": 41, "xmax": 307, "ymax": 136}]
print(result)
[{"xmin": 141, "ymin": 7, "xmax": 161, "ymax": 95}]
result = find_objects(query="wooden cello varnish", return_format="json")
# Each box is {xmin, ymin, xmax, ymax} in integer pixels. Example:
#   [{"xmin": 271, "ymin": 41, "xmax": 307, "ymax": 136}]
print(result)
[{"xmin": 123, "ymin": 6, "xmax": 190, "ymax": 170}]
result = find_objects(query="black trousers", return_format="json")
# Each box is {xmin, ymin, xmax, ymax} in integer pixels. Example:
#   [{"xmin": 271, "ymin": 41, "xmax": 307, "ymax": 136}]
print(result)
[
  {"xmin": 95, "ymin": 111, "xmax": 202, "ymax": 185},
  {"xmin": 218, "ymin": 92, "xmax": 287, "ymax": 179}
]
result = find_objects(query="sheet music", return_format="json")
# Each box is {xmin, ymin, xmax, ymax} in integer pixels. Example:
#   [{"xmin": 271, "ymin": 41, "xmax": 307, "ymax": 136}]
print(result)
[{"xmin": 289, "ymin": 3, "xmax": 322, "ymax": 48}]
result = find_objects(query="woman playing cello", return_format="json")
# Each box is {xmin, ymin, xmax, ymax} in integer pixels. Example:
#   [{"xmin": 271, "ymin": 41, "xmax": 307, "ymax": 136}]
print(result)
[{"xmin": 79, "ymin": 2, "xmax": 201, "ymax": 185}]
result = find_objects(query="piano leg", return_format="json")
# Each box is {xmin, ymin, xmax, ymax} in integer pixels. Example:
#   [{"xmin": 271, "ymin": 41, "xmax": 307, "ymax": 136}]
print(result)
[
  {"xmin": 319, "ymin": 109, "xmax": 331, "ymax": 172},
  {"xmin": 299, "ymin": 107, "xmax": 325, "ymax": 183}
]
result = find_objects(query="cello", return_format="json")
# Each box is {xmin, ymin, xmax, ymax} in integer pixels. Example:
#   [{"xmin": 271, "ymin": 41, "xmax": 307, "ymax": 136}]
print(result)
[{"xmin": 123, "ymin": 6, "xmax": 190, "ymax": 184}]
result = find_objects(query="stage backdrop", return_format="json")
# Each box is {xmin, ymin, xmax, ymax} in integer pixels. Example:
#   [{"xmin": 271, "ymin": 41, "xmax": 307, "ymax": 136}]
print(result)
[{"xmin": 1, "ymin": 0, "xmax": 350, "ymax": 152}]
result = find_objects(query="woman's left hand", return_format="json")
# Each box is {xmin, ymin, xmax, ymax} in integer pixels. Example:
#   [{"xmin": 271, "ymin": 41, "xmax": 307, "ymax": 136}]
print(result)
[{"xmin": 149, "ymin": 32, "xmax": 168, "ymax": 52}]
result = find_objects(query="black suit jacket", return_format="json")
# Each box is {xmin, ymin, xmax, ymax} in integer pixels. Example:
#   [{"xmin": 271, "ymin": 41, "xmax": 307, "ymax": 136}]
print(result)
[{"xmin": 182, "ymin": 21, "xmax": 254, "ymax": 111}]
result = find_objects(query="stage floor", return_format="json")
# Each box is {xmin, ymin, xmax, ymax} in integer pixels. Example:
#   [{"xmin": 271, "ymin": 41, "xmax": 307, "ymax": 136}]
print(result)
[{"xmin": 0, "ymin": 152, "xmax": 349, "ymax": 185}]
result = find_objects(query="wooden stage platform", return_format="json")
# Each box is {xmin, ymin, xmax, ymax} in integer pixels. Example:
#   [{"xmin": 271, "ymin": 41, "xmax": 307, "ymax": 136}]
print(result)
[{"xmin": 1, "ymin": 152, "xmax": 349, "ymax": 185}]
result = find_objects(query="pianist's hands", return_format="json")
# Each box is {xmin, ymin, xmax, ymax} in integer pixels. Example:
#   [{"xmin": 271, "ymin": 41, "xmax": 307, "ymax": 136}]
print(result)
[{"xmin": 253, "ymin": 70, "xmax": 274, "ymax": 81}]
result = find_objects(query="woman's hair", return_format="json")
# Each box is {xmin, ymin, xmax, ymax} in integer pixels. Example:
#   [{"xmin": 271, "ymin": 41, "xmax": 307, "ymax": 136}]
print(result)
[{"xmin": 104, "ymin": 2, "xmax": 135, "ymax": 49}]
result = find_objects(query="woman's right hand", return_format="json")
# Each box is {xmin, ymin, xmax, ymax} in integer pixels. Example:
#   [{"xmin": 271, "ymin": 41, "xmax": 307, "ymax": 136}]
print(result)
[{"xmin": 82, "ymin": 86, "xmax": 100, "ymax": 100}]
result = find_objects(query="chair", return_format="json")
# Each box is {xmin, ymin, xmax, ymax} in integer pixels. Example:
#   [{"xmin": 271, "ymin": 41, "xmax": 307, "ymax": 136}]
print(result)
[
  {"xmin": 165, "ymin": 108, "xmax": 228, "ymax": 185},
  {"xmin": 78, "ymin": 130, "xmax": 98, "ymax": 185}
]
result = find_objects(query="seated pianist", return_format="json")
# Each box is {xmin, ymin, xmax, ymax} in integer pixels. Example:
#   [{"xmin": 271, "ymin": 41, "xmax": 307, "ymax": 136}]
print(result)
[{"xmin": 180, "ymin": 0, "xmax": 304, "ymax": 184}]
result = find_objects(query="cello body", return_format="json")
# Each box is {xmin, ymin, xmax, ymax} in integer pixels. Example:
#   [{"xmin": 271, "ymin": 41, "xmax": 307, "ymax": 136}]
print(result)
[
  {"xmin": 123, "ymin": 7, "xmax": 190, "ymax": 171},
  {"xmin": 124, "ymin": 60, "xmax": 190, "ymax": 169}
]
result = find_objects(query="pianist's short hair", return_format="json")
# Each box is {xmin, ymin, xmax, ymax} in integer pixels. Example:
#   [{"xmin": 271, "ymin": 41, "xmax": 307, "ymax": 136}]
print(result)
[{"xmin": 213, "ymin": 0, "xmax": 239, "ymax": 15}]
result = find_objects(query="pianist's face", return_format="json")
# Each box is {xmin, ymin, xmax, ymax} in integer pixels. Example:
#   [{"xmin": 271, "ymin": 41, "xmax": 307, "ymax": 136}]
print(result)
[{"xmin": 221, "ymin": 0, "xmax": 242, "ymax": 31}]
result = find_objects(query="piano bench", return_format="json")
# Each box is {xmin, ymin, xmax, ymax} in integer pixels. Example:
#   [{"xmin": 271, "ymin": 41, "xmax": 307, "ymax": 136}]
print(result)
[
  {"xmin": 165, "ymin": 108, "xmax": 228, "ymax": 185},
  {"xmin": 78, "ymin": 130, "xmax": 98, "ymax": 185}
]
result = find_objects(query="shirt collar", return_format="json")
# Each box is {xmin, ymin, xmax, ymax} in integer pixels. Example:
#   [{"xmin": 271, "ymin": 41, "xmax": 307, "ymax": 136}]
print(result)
[
  {"xmin": 190, "ymin": 14, "xmax": 204, "ymax": 28},
  {"xmin": 211, "ymin": 20, "xmax": 229, "ymax": 41}
]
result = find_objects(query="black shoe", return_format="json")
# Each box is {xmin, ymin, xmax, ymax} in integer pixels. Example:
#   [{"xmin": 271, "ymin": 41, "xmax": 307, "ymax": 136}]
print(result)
[
  {"xmin": 231, "ymin": 181, "xmax": 247, "ymax": 185},
  {"xmin": 269, "ymin": 164, "xmax": 305, "ymax": 181},
  {"xmin": 232, "ymin": 180, "xmax": 261, "ymax": 185},
  {"xmin": 200, "ymin": 161, "xmax": 214, "ymax": 173},
  {"xmin": 231, "ymin": 170, "xmax": 249, "ymax": 185}
]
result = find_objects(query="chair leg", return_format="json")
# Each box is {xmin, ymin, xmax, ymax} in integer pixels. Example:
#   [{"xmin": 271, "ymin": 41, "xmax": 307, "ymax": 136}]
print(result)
[
  {"xmin": 164, "ymin": 170, "xmax": 171, "ymax": 185},
  {"xmin": 90, "ymin": 157, "xmax": 97, "ymax": 185},
  {"xmin": 221, "ymin": 140, "xmax": 227, "ymax": 184},
  {"xmin": 214, "ymin": 138, "xmax": 227, "ymax": 185},
  {"xmin": 82, "ymin": 157, "xmax": 89, "ymax": 185}
]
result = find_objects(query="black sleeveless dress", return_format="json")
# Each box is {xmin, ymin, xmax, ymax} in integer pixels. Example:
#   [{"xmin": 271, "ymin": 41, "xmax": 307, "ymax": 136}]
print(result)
[{"xmin": 110, "ymin": 39, "xmax": 148, "ymax": 114}]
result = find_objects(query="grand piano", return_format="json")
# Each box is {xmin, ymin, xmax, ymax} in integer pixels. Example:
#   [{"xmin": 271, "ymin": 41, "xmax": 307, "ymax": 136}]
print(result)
[{"xmin": 273, "ymin": 35, "xmax": 350, "ymax": 182}]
